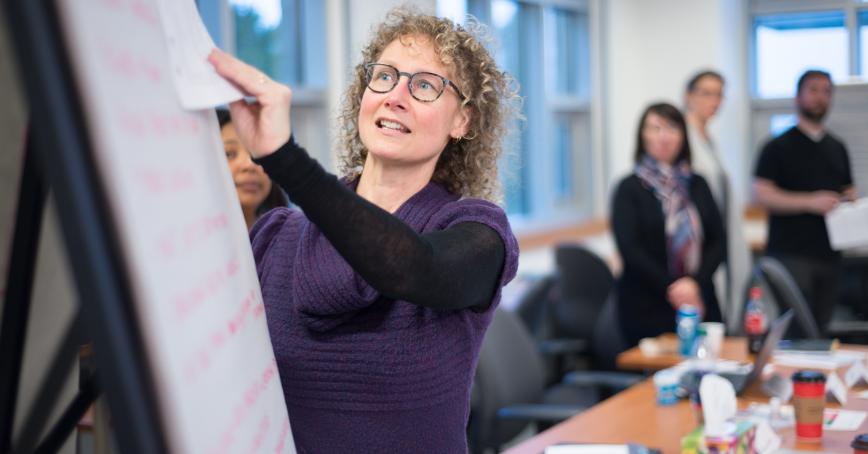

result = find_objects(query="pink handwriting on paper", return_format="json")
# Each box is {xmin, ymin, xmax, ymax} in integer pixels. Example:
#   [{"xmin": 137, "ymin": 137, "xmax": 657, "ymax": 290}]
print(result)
[
  {"xmin": 118, "ymin": 111, "xmax": 147, "ymax": 138},
  {"xmin": 98, "ymin": 0, "xmax": 158, "ymax": 29},
  {"xmin": 99, "ymin": 42, "xmax": 135, "ymax": 78},
  {"xmin": 211, "ymin": 361, "xmax": 279, "ymax": 454},
  {"xmin": 135, "ymin": 168, "xmax": 194, "ymax": 196},
  {"xmin": 157, "ymin": 113, "xmax": 201, "ymax": 136},
  {"xmin": 128, "ymin": 0, "xmax": 159, "ymax": 27},
  {"xmin": 274, "ymin": 419, "xmax": 291, "ymax": 454},
  {"xmin": 249, "ymin": 415, "xmax": 269, "ymax": 453},
  {"xmin": 99, "ymin": 43, "xmax": 164, "ymax": 84},
  {"xmin": 157, "ymin": 212, "xmax": 228, "ymax": 260},
  {"xmin": 140, "ymin": 59, "xmax": 162, "ymax": 83},
  {"xmin": 172, "ymin": 257, "xmax": 239, "ymax": 319},
  {"xmin": 117, "ymin": 110, "xmax": 202, "ymax": 138},
  {"xmin": 227, "ymin": 288, "xmax": 258, "ymax": 335},
  {"xmin": 100, "ymin": 0, "xmax": 124, "ymax": 9},
  {"xmin": 183, "ymin": 289, "xmax": 263, "ymax": 384},
  {"xmin": 181, "ymin": 213, "xmax": 228, "ymax": 250}
]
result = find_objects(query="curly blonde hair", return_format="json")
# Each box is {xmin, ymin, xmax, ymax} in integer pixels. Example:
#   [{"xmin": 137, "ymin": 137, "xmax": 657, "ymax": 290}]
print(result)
[{"xmin": 338, "ymin": 7, "xmax": 520, "ymax": 202}]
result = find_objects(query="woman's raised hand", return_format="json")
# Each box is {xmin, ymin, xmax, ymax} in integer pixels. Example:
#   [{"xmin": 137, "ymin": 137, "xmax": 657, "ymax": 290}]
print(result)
[{"xmin": 208, "ymin": 48, "xmax": 292, "ymax": 159}]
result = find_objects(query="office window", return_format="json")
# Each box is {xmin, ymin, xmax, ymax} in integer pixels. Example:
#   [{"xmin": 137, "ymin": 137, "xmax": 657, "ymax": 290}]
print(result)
[
  {"xmin": 554, "ymin": 116, "xmax": 574, "ymax": 200},
  {"xmin": 551, "ymin": 6, "xmax": 590, "ymax": 206},
  {"xmin": 490, "ymin": 0, "xmax": 530, "ymax": 215},
  {"xmin": 754, "ymin": 11, "xmax": 848, "ymax": 99},
  {"xmin": 860, "ymin": 10, "xmax": 868, "ymax": 76},
  {"xmin": 442, "ymin": 0, "xmax": 593, "ymax": 221},
  {"xmin": 552, "ymin": 9, "xmax": 589, "ymax": 100},
  {"xmin": 769, "ymin": 114, "xmax": 797, "ymax": 137},
  {"xmin": 199, "ymin": 0, "xmax": 325, "ymax": 87},
  {"xmin": 198, "ymin": 0, "xmax": 330, "ymax": 166},
  {"xmin": 436, "ymin": 0, "xmax": 467, "ymax": 25}
]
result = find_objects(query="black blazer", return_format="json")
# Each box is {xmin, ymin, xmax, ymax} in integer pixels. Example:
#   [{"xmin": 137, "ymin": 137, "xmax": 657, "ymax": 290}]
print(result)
[{"xmin": 611, "ymin": 173, "xmax": 725, "ymax": 346}]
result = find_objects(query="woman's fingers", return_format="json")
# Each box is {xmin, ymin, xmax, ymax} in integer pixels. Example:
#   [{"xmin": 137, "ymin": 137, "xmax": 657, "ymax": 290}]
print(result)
[
  {"xmin": 208, "ymin": 48, "xmax": 272, "ymax": 98},
  {"xmin": 207, "ymin": 48, "xmax": 293, "ymax": 157}
]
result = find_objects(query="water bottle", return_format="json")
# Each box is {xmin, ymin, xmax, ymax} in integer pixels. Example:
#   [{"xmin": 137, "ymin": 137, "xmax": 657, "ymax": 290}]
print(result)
[
  {"xmin": 677, "ymin": 304, "xmax": 699, "ymax": 357},
  {"xmin": 744, "ymin": 286, "xmax": 768, "ymax": 354}
]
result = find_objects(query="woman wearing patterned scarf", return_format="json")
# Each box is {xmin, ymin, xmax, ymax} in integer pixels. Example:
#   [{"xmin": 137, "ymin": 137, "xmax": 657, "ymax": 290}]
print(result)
[{"xmin": 611, "ymin": 103, "xmax": 725, "ymax": 347}]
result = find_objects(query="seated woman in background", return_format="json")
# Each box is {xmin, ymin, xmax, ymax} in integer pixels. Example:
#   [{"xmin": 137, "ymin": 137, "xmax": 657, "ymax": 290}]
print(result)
[
  {"xmin": 217, "ymin": 109, "xmax": 287, "ymax": 230},
  {"xmin": 611, "ymin": 103, "xmax": 725, "ymax": 347}
]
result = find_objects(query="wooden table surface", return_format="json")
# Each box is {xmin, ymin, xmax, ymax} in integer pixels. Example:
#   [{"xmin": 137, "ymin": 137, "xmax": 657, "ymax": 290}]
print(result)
[
  {"xmin": 504, "ymin": 341, "xmax": 868, "ymax": 454},
  {"xmin": 616, "ymin": 335, "xmax": 750, "ymax": 372}
]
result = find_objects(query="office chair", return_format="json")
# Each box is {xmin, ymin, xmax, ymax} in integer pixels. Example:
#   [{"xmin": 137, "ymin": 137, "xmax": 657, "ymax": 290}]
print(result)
[
  {"xmin": 550, "ymin": 244, "xmax": 614, "ymax": 340},
  {"xmin": 756, "ymin": 256, "xmax": 868, "ymax": 341},
  {"xmin": 540, "ymin": 245, "xmax": 615, "ymax": 376},
  {"xmin": 590, "ymin": 294, "xmax": 629, "ymax": 372},
  {"xmin": 755, "ymin": 256, "xmax": 821, "ymax": 339},
  {"xmin": 468, "ymin": 307, "xmax": 641, "ymax": 453},
  {"xmin": 511, "ymin": 274, "xmax": 557, "ymax": 341}
]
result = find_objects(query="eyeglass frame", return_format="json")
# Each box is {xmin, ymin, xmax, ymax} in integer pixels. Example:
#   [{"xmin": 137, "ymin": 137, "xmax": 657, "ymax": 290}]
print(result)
[{"xmin": 363, "ymin": 63, "xmax": 467, "ymax": 103}]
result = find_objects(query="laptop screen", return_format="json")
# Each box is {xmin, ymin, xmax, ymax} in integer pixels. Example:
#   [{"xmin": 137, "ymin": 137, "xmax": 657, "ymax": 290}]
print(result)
[{"xmin": 742, "ymin": 309, "xmax": 794, "ymax": 388}]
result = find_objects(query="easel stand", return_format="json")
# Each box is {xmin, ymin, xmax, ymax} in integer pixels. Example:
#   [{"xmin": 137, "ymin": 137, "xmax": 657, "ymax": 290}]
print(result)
[
  {"xmin": 1, "ymin": 1, "xmax": 170, "ymax": 453},
  {"xmin": 0, "ymin": 139, "xmax": 99, "ymax": 454}
]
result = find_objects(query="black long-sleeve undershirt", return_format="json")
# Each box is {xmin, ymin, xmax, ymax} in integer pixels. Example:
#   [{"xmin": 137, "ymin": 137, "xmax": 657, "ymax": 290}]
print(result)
[{"xmin": 253, "ymin": 137, "xmax": 506, "ymax": 311}]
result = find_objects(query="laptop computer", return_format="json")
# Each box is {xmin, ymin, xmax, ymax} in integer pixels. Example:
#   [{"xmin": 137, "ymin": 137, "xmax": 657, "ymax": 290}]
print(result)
[
  {"xmin": 721, "ymin": 309, "xmax": 793, "ymax": 394},
  {"xmin": 682, "ymin": 310, "xmax": 794, "ymax": 395}
]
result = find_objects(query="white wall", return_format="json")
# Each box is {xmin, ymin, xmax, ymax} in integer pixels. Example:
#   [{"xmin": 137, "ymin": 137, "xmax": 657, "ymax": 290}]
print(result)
[
  {"xmin": 348, "ymin": 0, "xmax": 436, "ymax": 64},
  {"xmin": 601, "ymin": 0, "xmax": 751, "ymax": 208}
]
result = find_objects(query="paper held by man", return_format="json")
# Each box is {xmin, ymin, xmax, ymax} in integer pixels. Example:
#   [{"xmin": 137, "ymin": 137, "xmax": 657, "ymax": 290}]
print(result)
[{"xmin": 825, "ymin": 197, "xmax": 868, "ymax": 250}]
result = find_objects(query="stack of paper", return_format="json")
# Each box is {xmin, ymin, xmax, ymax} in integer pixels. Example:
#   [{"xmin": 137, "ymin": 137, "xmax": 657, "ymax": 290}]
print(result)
[{"xmin": 826, "ymin": 197, "xmax": 868, "ymax": 250}]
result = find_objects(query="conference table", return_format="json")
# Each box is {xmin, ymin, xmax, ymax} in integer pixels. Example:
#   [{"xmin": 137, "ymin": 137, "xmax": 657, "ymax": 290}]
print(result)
[
  {"xmin": 616, "ymin": 334, "xmax": 749, "ymax": 372},
  {"xmin": 503, "ymin": 337, "xmax": 868, "ymax": 453}
]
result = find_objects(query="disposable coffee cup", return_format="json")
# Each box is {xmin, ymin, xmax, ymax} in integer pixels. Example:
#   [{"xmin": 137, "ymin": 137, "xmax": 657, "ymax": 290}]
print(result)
[
  {"xmin": 851, "ymin": 433, "xmax": 868, "ymax": 454},
  {"xmin": 792, "ymin": 370, "xmax": 826, "ymax": 442},
  {"xmin": 700, "ymin": 322, "xmax": 724, "ymax": 361}
]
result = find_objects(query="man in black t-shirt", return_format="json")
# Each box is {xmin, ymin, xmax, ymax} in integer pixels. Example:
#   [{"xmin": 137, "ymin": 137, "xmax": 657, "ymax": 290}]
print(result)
[{"xmin": 753, "ymin": 69, "xmax": 856, "ymax": 335}]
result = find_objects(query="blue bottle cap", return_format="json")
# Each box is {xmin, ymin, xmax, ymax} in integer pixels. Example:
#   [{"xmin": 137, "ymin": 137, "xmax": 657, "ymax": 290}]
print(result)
[{"xmin": 678, "ymin": 305, "xmax": 698, "ymax": 316}]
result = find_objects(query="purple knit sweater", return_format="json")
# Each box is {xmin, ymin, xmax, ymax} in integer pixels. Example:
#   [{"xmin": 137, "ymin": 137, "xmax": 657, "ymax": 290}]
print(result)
[{"xmin": 250, "ymin": 181, "xmax": 519, "ymax": 453}]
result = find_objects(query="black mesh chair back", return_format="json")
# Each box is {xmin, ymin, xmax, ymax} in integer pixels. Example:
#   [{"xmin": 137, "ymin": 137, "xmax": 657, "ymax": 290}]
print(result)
[
  {"xmin": 513, "ymin": 274, "xmax": 556, "ymax": 339},
  {"xmin": 756, "ymin": 256, "xmax": 822, "ymax": 339},
  {"xmin": 591, "ymin": 294, "xmax": 630, "ymax": 371},
  {"xmin": 551, "ymin": 244, "xmax": 614, "ymax": 340},
  {"xmin": 469, "ymin": 308, "xmax": 545, "ymax": 451}
]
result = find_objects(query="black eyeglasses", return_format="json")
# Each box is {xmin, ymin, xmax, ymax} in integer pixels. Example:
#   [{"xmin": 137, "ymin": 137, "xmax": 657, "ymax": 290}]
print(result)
[{"xmin": 364, "ymin": 63, "xmax": 466, "ymax": 103}]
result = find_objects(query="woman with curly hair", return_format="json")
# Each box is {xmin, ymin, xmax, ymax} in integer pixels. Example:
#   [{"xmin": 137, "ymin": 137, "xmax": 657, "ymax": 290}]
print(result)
[{"xmin": 208, "ymin": 7, "xmax": 519, "ymax": 452}]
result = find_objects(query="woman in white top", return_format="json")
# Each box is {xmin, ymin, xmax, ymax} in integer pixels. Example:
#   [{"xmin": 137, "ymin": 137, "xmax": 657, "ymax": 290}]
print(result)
[{"xmin": 684, "ymin": 70, "xmax": 751, "ymax": 331}]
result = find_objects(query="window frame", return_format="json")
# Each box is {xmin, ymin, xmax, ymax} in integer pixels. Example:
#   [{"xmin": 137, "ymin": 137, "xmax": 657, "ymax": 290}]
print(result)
[
  {"xmin": 464, "ymin": 0, "xmax": 597, "ymax": 230},
  {"xmin": 748, "ymin": 0, "xmax": 868, "ymax": 203},
  {"xmin": 749, "ymin": 0, "xmax": 867, "ymax": 101},
  {"xmin": 197, "ymin": 0, "xmax": 331, "ymax": 165}
]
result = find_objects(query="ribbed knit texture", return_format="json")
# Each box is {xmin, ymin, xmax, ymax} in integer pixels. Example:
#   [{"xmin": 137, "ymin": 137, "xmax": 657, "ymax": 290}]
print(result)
[{"xmin": 250, "ymin": 181, "xmax": 518, "ymax": 453}]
